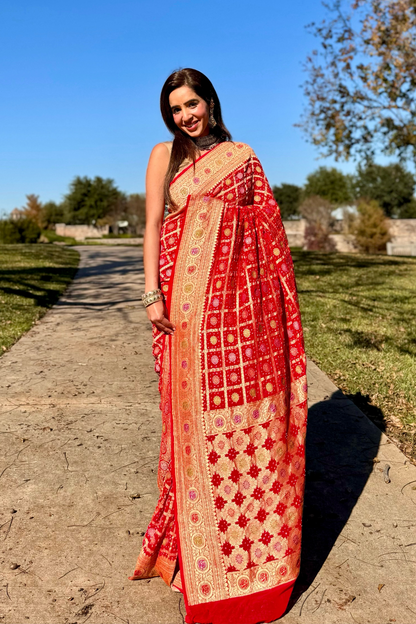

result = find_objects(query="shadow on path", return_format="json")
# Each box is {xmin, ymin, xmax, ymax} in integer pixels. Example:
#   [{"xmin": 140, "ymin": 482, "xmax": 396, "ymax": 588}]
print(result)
[
  {"xmin": 288, "ymin": 390, "xmax": 382, "ymax": 610},
  {"xmin": 55, "ymin": 247, "xmax": 144, "ymax": 310}
]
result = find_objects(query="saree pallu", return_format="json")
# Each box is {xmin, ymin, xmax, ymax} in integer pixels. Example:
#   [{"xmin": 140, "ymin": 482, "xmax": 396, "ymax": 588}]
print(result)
[{"xmin": 130, "ymin": 142, "xmax": 308, "ymax": 624}]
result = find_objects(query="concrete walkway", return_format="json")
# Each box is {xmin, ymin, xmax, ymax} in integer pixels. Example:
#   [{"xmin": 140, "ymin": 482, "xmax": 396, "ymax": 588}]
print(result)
[{"xmin": 0, "ymin": 246, "xmax": 415, "ymax": 624}]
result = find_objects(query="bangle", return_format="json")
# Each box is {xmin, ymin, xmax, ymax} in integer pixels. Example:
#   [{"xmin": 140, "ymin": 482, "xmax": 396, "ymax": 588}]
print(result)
[{"xmin": 142, "ymin": 289, "xmax": 163, "ymax": 308}]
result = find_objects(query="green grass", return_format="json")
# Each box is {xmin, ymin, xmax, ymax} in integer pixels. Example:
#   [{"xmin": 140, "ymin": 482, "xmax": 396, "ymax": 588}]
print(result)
[
  {"xmin": 293, "ymin": 251, "xmax": 416, "ymax": 444},
  {"xmin": 0, "ymin": 244, "xmax": 80, "ymax": 354},
  {"xmin": 102, "ymin": 233, "xmax": 139, "ymax": 238},
  {"xmin": 41, "ymin": 230, "xmax": 79, "ymax": 245},
  {"xmin": 41, "ymin": 230, "xmax": 143, "ymax": 246}
]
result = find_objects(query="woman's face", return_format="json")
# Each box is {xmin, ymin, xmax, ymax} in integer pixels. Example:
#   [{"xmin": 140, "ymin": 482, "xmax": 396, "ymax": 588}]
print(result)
[{"xmin": 169, "ymin": 86, "xmax": 210, "ymax": 138}]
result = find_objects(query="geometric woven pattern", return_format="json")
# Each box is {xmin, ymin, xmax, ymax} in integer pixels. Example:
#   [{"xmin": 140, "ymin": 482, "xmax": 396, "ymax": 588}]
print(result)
[{"xmin": 131, "ymin": 142, "xmax": 307, "ymax": 624}]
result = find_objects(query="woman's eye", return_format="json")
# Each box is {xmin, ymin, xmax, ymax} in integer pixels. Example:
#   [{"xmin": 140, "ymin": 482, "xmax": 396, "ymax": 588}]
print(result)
[{"xmin": 172, "ymin": 108, "xmax": 180, "ymax": 114}]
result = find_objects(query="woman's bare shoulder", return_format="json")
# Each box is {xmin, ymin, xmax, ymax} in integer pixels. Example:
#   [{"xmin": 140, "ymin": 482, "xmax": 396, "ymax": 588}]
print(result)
[
  {"xmin": 147, "ymin": 142, "xmax": 171, "ymax": 170},
  {"xmin": 149, "ymin": 142, "xmax": 172, "ymax": 158}
]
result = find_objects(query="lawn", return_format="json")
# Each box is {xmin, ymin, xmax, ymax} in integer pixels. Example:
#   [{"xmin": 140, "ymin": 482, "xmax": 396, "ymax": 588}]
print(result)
[
  {"xmin": 0, "ymin": 244, "xmax": 80, "ymax": 353},
  {"xmin": 1, "ymin": 244, "xmax": 415, "ymax": 454},
  {"xmin": 293, "ymin": 251, "xmax": 416, "ymax": 456}
]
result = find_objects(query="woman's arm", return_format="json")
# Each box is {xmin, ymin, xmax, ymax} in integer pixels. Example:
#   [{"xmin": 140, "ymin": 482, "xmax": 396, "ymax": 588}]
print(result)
[{"xmin": 143, "ymin": 143, "xmax": 175, "ymax": 335}]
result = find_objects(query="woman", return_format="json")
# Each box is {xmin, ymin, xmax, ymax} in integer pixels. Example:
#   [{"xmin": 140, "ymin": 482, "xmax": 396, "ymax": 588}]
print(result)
[{"xmin": 130, "ymin": 68, "xmax": 307, "ymax": 624}]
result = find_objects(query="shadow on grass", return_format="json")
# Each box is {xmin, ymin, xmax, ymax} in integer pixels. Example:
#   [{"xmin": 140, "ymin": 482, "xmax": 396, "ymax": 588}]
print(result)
[
  {"xmin": 0, "ymin": 246, "xmax": 144, "ymax": 308},
  {"xmin": 287, "ymin": 389, "xmax": 382, "ymax": 615},
  {"xmin": 0, "ymin": 267, "xmax": 78, "ymax": 308},
  {"xmin": 293, "ymin": 248, "xmax": 416, "ymax": 359},
  {"xmin": 292, "ymin": 250, "xmax": 412, "ymax": 271}
]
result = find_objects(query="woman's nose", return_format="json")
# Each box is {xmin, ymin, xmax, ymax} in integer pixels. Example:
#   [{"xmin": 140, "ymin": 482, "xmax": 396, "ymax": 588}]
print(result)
[{"xmin": 182, "ymin": 109, "xmax": 193, "ymax": 122}]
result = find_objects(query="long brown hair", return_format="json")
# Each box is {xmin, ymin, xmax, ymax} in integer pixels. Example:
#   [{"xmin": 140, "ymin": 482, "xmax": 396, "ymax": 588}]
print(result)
[{"xmin": 160, "ymin": 68, "xmax": 232, "ymax": 207}]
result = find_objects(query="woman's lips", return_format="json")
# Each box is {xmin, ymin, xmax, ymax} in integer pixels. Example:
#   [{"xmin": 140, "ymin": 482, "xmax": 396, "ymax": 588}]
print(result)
[{"xmin": 184, "ymin": 120, "xmax": 199, "ymax": 131}]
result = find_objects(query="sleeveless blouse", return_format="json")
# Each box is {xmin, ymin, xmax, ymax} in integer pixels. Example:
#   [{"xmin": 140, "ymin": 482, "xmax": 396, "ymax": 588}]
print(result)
[{"xmin": 163, "ymin": 141, "xmax": 192, "ymax": 175}]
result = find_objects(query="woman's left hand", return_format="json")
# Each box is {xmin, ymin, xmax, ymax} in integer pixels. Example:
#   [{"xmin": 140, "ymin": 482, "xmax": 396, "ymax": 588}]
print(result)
[{"xmin": 146, "ymin": 299, "xmax": 175, "ymax": 335}]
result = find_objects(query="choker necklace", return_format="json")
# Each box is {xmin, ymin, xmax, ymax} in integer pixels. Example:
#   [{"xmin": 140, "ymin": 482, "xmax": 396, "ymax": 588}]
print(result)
[{"xmin": 194, "ymin": 133, "xmax": 221, "ymax": 151}]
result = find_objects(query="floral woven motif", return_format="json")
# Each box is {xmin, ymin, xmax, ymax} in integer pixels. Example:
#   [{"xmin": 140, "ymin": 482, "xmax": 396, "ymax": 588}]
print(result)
[{"xmin": 131, "ymin": 142, "xmax": 307, "ymax": 624}]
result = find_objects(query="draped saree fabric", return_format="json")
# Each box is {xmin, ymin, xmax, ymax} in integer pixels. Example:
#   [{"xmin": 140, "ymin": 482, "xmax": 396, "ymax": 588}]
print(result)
[{"xmin": 130, "ymin": 142, "xmax": 308, "ymax": 624}]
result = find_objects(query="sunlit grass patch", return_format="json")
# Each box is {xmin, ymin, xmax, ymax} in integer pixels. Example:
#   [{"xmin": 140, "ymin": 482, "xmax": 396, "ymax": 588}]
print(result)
[
  {"xmin": 293, "ymin": 251, "xmax": 416, "ymax": 451},
  {"xmin": 0, "ymin": 244, "xmax": 79, "ymax": 353}
]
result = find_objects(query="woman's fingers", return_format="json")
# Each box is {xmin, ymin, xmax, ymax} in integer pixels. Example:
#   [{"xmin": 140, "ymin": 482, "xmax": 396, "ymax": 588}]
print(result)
[
  {"xmin": 153, "ymin": 317, "xmax": 175, "ymax": 335},
  {"xmin": 159, "ymin": 315, "xmax": 175, "ymax": 334},
  {"xmin": 149, "ymin": 313, "xmax": 175, "ymax": 334},
  {"xmin": 146, "ymin": 300, "xmax": 176, "ymax": 334},
  {"xmin": 161, "ymin": 317, "xmax": 175, "ymax": 331}
]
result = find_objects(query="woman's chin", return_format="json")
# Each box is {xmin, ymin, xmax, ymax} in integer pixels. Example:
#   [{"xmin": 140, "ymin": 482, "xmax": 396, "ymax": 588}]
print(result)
[{"xmin": 181, "ymin": 125, "xmax": 209, "ymax": 139}]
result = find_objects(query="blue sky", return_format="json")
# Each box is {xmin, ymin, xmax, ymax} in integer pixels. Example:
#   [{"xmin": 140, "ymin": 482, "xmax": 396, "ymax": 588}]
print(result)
[{"xmin": 0, "ymin": 0, "xmax": 360, "ymax": 216}]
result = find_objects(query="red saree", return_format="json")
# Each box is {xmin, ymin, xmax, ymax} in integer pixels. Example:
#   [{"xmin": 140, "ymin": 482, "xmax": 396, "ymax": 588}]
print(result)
[{"xmin": 130, "ymin": 142, "xmax": 308, "ymax": 624}]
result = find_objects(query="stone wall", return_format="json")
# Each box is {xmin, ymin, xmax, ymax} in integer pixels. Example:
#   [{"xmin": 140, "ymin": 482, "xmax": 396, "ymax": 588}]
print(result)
[
  {"xmin": 283, "ymin": 218, "xmax": 416, "ymax": 255},
  {"xmin": 386, "ymin": 219, "xmax": 416, "ymax": 256},
  {"xmin": 282, "ymin": 219, "xmax": 306, "ymax": 249},
  {"xmin": 387, "ymin": 242, "xmax": 416, "ymax": 256},
  {"xmin": 55, "ymin": 224, "xmax": 109, "ymax": 241},
  {"xmin": 283, "ymin": 219, "xmax": 358, "ymax": 252},
  {"xmin": 388, "ymin": 219, "xmax": 416, "ymax": 243},
  {"xmin": 329, "ymin": 234, "xmax": 357, "ymax": 253},
  {"xmin": 55, "ymin": 218, "xmax": 416, "ymax": 249}
]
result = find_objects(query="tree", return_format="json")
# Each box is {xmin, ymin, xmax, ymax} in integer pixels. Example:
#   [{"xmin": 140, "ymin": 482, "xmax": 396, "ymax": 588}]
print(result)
[
  {"xmin": 299, "ymin": 195, "xmax": 337, "ymax": 251},
  {"xmin": 102, "ymin": 193, "xmax": 146, "ymax": 234},
  {"xmin": 126, "ymin": 193, "xmax": 146, "ymax": 234},
  {"xmin": 352, "ymin": 199, "xmax": 391, "ymax": 253},
  {"xmin": 299, "ymin": 0, "xmax": 416, "ymax": 168},
  {"xmin": 20, "ymin": 194, "xmax": 45, "ymax": 229},
  {"xmin": 299, "ymin": 194, "xmax": 335, "ymax": 229},
  {"xmin": 42, "ymin": 201, "xmax": 66, "ymax": 228},
  {"xmin": 272, "ymin": 184, "xmax": 302, "ymax": 220},
  {"xmin": 398, "ymin": 197, "xmax": 416, "ymax": 218},
  {"xmin": 0, "ymin": 220, "xmax": 21, "ymax": 244},
  {"xmin": 304, "ymin": 166, "xmax": 353, "ymax": 205},
  {"xmin": 64, "ymin": 176, "xmax": 124, "ymax": 225},
  {"xmin": 0, "ymin": 218, "xmax": 41, "ymax": 244},
  {"xmin": 304, "ymin": 222, "xmax": 337, "ymax": 252},
  {"xmin": 354, "ymin": 161, "xmax": 415, "ymax": 217},
  {"xmin": 98, "ymin": 194, "xmax": 128, "ymax": 229}
]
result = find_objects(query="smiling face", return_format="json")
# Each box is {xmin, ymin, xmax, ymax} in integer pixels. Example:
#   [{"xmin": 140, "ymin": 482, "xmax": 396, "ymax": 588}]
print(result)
[{"xmin": 169, "ymin": 85, "xmax": 210, "ymax": 138}]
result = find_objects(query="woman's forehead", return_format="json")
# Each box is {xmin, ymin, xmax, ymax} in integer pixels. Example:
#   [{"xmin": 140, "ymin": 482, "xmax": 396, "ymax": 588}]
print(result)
[{"xmin": 169, "ymin": 85, "xmax": 199, "ymax": 107}]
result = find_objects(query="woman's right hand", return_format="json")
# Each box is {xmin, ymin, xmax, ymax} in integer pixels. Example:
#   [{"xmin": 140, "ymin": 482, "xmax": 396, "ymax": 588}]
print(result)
[{"xmin": 146, "ymin": 299, "xmax": 175, "ymax": 335}]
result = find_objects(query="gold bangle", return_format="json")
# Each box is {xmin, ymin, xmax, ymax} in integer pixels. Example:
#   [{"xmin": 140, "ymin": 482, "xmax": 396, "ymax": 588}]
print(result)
[
  {"xmin": 142, "ymin": 289, "xmax": 163, "ymax": 308},
  {"xmin": 143, "ymin": 295, "xmax": 163, "ymax": 308},
  {"xmin": 142, "ymin": 288, "xmax": 162, "ymax": 300}
]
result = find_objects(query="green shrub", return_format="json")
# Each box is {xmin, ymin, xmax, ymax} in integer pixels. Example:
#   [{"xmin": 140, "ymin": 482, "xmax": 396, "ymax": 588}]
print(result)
[
  {"xmin": 0, "ymin": 220, "xmax": 21, "ymax": 244},
  {"xmin": 40, "ymin": 230, "xmax": 78, "ymax": 245},
  {"xmin": 352, "ymin": 199, "xmax": 391, "ymax": 254},
  {"xmin": 300, "ymin": 195, "xmax": 336, "ymax": 251},
  {"xmin": 304, "ymin": 223, "xmax": 336, "ymax": 252},
  {"xmin": 0, "ymin": 219, "xmax": 41, "ymax": 244},
  {"xmin": 102, "ymin": 233, "xmax": 135, "ymax": 238}
]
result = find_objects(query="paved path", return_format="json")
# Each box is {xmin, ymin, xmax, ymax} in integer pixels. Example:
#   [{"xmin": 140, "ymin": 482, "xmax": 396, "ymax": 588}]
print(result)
[{"xmin": 0, "ymin": 246, "xmax": 415, "ymax": 624}]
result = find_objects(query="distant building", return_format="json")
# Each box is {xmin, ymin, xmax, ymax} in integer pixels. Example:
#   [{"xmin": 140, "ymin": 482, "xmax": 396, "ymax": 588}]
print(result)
[
  {"xmin": 331, "ymin": 205, "xmax": 358, "ymax": 221},
  {"xmin": 10, "ymin": 208, "xmax": 23, "ymax": 221}
]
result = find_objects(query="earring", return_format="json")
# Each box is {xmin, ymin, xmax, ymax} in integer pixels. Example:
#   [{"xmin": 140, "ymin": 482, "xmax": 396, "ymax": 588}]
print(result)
[{"xmin": 209, "ymin": 102, "xmax": 217, "ymax": 128}]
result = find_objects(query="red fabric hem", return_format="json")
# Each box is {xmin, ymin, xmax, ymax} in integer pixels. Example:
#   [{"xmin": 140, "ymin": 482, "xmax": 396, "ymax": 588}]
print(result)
[{"xmin": 184, "ymin": 579, "xmax": 295, "ymax": 624}]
